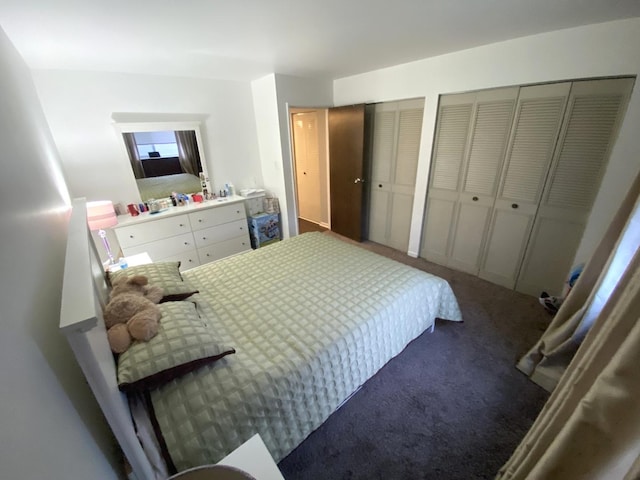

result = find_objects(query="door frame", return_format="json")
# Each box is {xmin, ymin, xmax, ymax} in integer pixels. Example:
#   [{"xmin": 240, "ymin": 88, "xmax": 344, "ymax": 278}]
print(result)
[{"xmin": 287, "ymin": 105, "xmax": 332, "ymax": 235}]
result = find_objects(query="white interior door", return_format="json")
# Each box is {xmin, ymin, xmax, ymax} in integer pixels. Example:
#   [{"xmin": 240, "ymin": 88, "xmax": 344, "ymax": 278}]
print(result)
[
  {"xmin": 448, "ymin": 88, "xmax": 518, "ymax": 274},
  {"xmin": 479, "ymin": 82, "xmax": 571, "ymax": 288},
  {"xmin": 516, "ymin": 77, "xmax": 635, "ymax": 296},
  {"xmin": 421, "ymin": 93, "xmax": 474, "ymax": 265},
  {"xmin": 292, "ymin": 112, "xmax": 322, "ymax": 224},
  {"xmin": 368, "ymin": 99, "xmax": 424, "ymax": 251}
]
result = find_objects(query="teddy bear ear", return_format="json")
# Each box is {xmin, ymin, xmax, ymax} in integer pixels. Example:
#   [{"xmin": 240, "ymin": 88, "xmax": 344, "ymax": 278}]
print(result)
[{"xmin": 127, "ymin": 275, "xmax": 149, "ymax": 286}]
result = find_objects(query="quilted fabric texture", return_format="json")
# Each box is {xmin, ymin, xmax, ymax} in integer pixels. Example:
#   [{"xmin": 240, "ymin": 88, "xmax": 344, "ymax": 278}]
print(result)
[
  {"xmin": 118, "ymin": 301, "xmax": 235, "ymax": 392},
  {"xmin": 150, "ymin": 232, "xmax": 462, "ymax": 470},
  {"xmin": 109, "ymin": 262, "xmax": 198, "ymax": 301}
]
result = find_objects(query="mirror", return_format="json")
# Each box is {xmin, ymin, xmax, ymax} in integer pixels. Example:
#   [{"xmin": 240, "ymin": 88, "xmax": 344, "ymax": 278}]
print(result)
[{"xmin": 115, "ymin": 120, "xmax": 211, "ymax": 202}]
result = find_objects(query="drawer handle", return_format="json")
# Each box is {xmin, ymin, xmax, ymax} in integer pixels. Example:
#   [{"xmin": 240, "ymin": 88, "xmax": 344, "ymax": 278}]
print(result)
[
  {"xmin": 512, "ymin": 203, "xmax": 519, "ymax": 209},
  {"xmin": 378, "ymin": 184, "xmax": 383, "ymax": 188},
  {"xmin": 206, "ymin": 253, "xmax": 210, "ymax": 257},
  {"xmin": 236, "ymin": 210, "xmax": 240, "ymax": 213},
  {"xmin": 202, "ymin": 236, "xmax": 206, "ymax": 240},
  {"xmin": 472, "ymin": 196, "xmax": 478, "ymax": 201},
  {"xmin": 239, "ymin": 227, "xmax": 243, "ymax": 230},
  {"xmin": 198, "ymin": 219, "xmax": 203, "ymax": 223},
  {"xmin": 179, "ymin": 223, "xmax": 184, "ymax": 227},
  {"xmin": 129, "ymin": 235, "xmax": 134, "ymax": 238},
  {"xmin": 184, "ymin": 242, "xmax": 189, "ymax": 245}
]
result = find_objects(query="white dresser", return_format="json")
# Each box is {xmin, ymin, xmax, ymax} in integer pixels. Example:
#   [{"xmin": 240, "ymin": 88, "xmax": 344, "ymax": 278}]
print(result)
[{"xmin": 113, "ymin": 197, "xmax": 250, "ymax": 271}]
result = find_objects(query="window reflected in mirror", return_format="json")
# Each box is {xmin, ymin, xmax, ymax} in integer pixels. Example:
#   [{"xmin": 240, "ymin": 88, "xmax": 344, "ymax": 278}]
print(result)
[{"xmin": 122, "ymin": 129, "xmax": 204, "ymax": 201}]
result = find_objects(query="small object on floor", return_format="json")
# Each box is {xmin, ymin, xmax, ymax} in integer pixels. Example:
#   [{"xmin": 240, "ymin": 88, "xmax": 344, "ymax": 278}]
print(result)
[{"xmin": 539, "ymin": 291, "xmax": 562, "ymax": 314}]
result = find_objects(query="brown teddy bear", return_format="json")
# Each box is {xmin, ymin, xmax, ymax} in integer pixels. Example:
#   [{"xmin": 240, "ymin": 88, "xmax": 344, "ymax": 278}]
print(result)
[{"xmin": 104, "ymin": 275, "xmax": 163, "ymax": 354}]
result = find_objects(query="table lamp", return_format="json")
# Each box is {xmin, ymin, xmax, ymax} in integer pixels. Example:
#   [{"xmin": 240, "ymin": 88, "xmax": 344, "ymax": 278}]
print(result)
[{"xmin": 87, "ymin": 200, "xmax": 118, "ymax": 265}]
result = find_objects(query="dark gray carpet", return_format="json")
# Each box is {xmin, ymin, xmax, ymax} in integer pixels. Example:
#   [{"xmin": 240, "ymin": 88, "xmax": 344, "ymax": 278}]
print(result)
[{"xmin": 278, "ymin": 236, "xmax": 551, "ymax": 480}]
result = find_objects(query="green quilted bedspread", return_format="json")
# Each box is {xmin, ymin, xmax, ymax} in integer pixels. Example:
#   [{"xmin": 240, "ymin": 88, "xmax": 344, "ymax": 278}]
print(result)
[{"xmin": 150, "ymin": 232, "xmax": 462, "ymax": 470}]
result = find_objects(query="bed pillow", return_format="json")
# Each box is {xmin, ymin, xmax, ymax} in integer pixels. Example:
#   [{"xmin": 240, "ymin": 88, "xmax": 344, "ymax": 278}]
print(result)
[
  {"xmin": 108, "ymin": 262, "xmax": 198, "ymax": 301},
  {"xmin": 117, "ymin": 301, "xmax": 235, "ymax": 392}
]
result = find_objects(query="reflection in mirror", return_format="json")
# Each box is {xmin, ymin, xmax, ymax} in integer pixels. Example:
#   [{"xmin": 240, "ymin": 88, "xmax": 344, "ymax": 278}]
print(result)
[
  {"xmin": 122, "ymin": 129, "xmax": 204, "ymax": 201},
  {"xmin": 114, "ymin": 119, "xmax": 211, "ymax": 202}
]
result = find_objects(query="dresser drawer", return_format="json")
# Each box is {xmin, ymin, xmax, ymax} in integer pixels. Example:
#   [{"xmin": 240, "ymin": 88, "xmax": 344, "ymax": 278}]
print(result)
[
  {"xmin": 193, "ymin": 219, "xmax": 248, "ymax": 249},
  {"xmin": 189, "ymin": 203, "xmax": 246, "ymax": 231},
  {"xmin": 123, "ymin": 232, "xmax": 196, "ymax": 261},
  {"xmin": 116, "ymin": 215, "xmax": 192, "ymax": 248},
  {"xmin": 158, "ymin": 250, "xmax": 201, "ymax": 271},
  {"xmin": 198, "ymin": 236, "xmax": 251, "ymax": 264}
]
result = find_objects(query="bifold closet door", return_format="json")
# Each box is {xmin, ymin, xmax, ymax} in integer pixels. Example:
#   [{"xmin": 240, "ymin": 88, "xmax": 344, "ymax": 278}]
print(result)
[
  {"xmin": 479, "ymin": 82, "xmax": 571, "ymax": 288},
  {"xmin": 421, "ymin": 88, "xmax": 517, "ymax": 273},
  {"xmin": 368, "ymin": 98, "xmax": 424, "ymax": 251},
  {"xmin": 515, "ymin": 77, "xmax": 635, "ymax": 296}
]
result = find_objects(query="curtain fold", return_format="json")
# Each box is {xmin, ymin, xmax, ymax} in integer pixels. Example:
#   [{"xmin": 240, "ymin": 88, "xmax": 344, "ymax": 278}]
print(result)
[
  {"xmin": 496, "ymin": 246, "xmax": 640, "ymax": 479},
  {"xmin": 123, "ymin": 132, "xmax": 145, "ymax": 179},
  {"xmin": 175, "ymin": 130, "xmax": 200, "ymax": 176},
  {"xmin": 516, "ymin": 171, "xmax": 640, "ymax": 391}
]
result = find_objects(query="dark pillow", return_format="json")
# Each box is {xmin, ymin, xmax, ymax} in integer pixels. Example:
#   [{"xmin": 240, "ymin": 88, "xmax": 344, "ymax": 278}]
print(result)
[
  {"xmin": 117, "ymin": 301, "xmax": 235, "ymax": 392},
  {"xmin": 108, "ymin": 262, "xmax": 198, "ymax": 301}
]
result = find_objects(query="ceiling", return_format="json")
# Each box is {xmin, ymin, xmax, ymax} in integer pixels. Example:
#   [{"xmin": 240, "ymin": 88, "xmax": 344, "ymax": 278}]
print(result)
[{"xmin": 1, "ymin": 0, "xmax": 639, "ymax": 82}]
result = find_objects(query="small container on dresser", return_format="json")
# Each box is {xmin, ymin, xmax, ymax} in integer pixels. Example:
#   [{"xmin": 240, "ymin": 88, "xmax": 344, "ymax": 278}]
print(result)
[{"xmin": 112, "ymin": 197, "xmax": 251, "ymax": 271}]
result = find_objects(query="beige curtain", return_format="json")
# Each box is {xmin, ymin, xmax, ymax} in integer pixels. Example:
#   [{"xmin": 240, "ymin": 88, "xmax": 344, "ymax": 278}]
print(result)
[
  {"xmin": 175, "ymin": 130, "xmax": 200, "ymax": 176},
  {"xmin": 496, "ymin": 245, "xmax": 640, "ymax": 479},
  {"xmin": 123, "ymin": 132, "xmax": 145, "ymax": 179},
  {"xmin": 516, "ymin": 171, "xmax": 640, "ymax": 391}
]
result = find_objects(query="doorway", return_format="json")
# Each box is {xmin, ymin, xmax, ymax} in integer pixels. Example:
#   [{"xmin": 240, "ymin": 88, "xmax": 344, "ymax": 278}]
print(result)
[{"xmin": 290, "ymin": 108, "xmax": 330, "ymax": 234}]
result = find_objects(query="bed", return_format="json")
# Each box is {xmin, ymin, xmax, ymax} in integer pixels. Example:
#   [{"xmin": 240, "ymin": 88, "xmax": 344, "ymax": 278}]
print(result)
[
  {"xmin": 60, "ymin": 199, "xmax": 462, "ymax": 479},
  {"xmin": 136, "ymin": 173, "xmax": 202, "ymax": 201}
]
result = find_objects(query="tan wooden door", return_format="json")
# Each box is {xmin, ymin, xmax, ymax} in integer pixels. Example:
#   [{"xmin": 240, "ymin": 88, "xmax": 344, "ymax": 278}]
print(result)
[
  {"xmin": 292, "ymin": 112, "xmax": 322, "ymax": 224},
  {"xmin": 328, "ymin": 104, "xmax": 366, "ymax": 241}
]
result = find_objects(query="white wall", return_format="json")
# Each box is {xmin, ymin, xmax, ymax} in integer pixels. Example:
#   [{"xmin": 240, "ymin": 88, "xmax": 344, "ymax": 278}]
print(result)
[
  {"xmin": 252, "ymin": 74, "xmax": 333, "ymax": 237},
  {"xmin": 0, "ymin": 27, "xmax": 120, "ymax": 480},
  {"xmin": 32, "ymin": 70, "xmax": 263, "ymax": 205},
  {"xmin": 334, "ymin": 18, "xmax": 640, "ymax": 267}
]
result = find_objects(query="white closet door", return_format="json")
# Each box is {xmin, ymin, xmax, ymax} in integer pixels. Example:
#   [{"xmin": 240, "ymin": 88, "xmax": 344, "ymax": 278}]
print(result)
[
  {"xmin": 368, "ymin": 104, "xmax": 396, "ymax": 245},
  {"xmin": 421, "ymin": 93, "xmax": 474, "ymax": 265},
  {"xmin": 479, "ymin": 82, "xmax": 571, "ymax": 288},
  {"xmin": 369, "ymin": 99, "xmax": 424, "ymax": 251},
  {"xmin": 516, "ymin": 77, "xmax": 635, "ymax": 296},
  {"xmin": 293, "ymin": 112, "xmax": 322, "ymax": 223},
  {"xmin": 447, "ymin": 87, "xmax": 518, "ymax": 274}
]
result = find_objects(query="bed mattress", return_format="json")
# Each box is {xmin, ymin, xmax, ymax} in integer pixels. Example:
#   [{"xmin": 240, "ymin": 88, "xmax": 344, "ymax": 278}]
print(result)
[{"xmin": 148, "ymin": 232, "xmax": 462, "ymax": 471}]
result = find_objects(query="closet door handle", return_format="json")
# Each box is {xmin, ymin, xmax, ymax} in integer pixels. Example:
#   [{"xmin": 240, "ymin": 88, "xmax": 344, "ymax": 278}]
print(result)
[
  {"xmin": 472, "ymin": 196, "xmax": 478, "ymax": 201},
  {"xmin": 511, "ymin": 203, "xmax": 519, "ymax": 209}
]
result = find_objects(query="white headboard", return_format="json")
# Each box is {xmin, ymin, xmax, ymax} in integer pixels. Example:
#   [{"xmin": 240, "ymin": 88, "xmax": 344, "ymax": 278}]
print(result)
[{"xmin": 59, "ymin": 198, "xmax": 156, "ymax": 480}]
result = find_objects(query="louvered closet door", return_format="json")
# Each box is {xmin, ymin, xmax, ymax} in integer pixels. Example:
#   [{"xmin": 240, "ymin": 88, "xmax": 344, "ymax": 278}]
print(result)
[
  {"xmin": 368, "ymin": 98, "xmax": 424, "ymax": 251},
  {"xmin": 479, "ymin": 83, "xmax": 571, "ymax": 288},
  {"xmin": 447, "ymin": 88, "xmax": 518, "ymax": 274},
  {"xmin": 516, "ymin": 77, "xmax": 635, "ymax": 296},
  {"xmin": 421, "ymin": 93, "xmax": 475, "ymax": 265}
]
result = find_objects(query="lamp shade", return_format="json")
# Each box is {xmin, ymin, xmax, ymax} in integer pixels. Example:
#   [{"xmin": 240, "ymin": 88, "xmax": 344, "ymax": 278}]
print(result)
[{"xmin": 87, "ymin": 200, "xmax": 118, "ymax": 231}]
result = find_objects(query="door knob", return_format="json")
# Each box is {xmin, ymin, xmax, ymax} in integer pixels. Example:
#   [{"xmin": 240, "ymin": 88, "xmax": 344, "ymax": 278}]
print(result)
[{"xmin": 354, "ymin": 178, "xmax": 364, "ymax": 184}]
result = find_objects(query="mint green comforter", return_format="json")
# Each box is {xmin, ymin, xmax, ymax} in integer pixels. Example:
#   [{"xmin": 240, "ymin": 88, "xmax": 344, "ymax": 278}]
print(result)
[{"xmin": 150, "ymin": 232, "xmax": 462, "ymax": 470}]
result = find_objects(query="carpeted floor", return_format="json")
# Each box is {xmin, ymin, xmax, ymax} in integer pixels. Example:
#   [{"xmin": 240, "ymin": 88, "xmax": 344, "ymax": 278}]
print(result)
[{"xmin": 278, "ymin": 234, "xmax": 551, "ymax": 480}]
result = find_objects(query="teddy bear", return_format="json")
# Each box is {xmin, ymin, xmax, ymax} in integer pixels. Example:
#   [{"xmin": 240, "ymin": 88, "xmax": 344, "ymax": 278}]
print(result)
[
  {"xmin": 109, "ymin": 274, "xmax": 164, "ymax": 304},
  {"xmin": 104, "ymin": 275, "xmax": 163, "ymax": 354}
]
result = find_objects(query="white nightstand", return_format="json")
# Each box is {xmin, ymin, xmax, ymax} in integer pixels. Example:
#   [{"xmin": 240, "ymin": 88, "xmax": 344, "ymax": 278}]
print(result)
[
  {"xmin": 106, "ymin": 252, "xmax": 153, "ymax": 273},
  {"xmin": 217, "ymin": 434, "xmax": 285, "ymax": 480}
]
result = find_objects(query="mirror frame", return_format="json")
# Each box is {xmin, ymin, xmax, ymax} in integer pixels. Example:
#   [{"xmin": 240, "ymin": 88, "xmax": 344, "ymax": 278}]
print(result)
[{"xmin": 113, "ymin": 120, "xmax": 212, "ymax": 201}]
